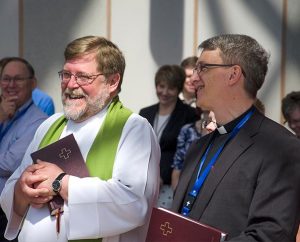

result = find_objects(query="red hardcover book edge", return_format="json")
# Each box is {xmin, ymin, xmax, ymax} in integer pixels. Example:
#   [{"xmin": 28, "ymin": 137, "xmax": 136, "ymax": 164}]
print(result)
[{"xmin": 146, "ymin": 207, "xmax": 227, "ymax": 242}]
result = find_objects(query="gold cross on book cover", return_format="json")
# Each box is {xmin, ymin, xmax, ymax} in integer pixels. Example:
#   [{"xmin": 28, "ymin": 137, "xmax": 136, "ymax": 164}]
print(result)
[{"xmin": 146, "ymin": 207, "xmax": 227, "ymax": 242}]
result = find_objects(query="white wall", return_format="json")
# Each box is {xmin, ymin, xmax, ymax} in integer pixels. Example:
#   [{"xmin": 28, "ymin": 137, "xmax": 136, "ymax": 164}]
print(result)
[
  {"xmin": 286, "ymin": 0, "xmax": 300, "ymax": 94},
  {"xmin": 198, "ymin": 0, "xmax": 283, "ymax": 121},
  {"xmin": 0, "ymin": 0, "xmax": 19, "ymax": 57},
  {"xmin": 22, "ymin": 0, "xmax": 107, "ymax": 113},
  {"xmin": 112, "ymin": 0, "xmax": 158, "ymax": 112},
  {"xmin": 0, "ymin": 0, "xmax": 299, "ymax": 122},
  {"xmin": 115, "ymin": 0, "xmax": 192, "ymax": 113}
]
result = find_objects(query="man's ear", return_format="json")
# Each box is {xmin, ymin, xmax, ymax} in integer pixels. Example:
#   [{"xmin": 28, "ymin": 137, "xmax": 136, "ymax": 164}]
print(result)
[
  {"xmin": 228, "ymin": 65, "xmax": 243, "ymax": 86},
  {"xmin": 108, "ymin": 73, "xmax": 120, "ymax": 93}
]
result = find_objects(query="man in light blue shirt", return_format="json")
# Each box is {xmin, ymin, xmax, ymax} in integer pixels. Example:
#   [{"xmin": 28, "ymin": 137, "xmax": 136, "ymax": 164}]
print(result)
[{"xmin": 0, "ymin": 57, "xmax": 47, "ymax": 242}]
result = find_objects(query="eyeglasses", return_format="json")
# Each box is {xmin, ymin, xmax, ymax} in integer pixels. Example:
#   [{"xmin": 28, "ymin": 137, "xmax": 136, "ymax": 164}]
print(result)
[
  {"xmin": 0, "ymin": 76, "xmax": 33, "ymax": 86},
  {"xmin": 193, "ymin": 63, "xmax": 246, "ymax": 77},
  {"xmin": 58, "ymin": 70, "xmax": 104, "ymax": 86}
]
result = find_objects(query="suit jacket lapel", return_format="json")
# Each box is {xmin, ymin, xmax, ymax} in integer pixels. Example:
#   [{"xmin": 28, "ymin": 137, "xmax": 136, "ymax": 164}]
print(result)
[
  {"xmin": 172, "ymin": 133, "xmax": 214, "ymax": 212},
  {"xmin": 145, "ymin": 104, "xmax": 158, "ymax": 126},
  {"xmin": 188, "ymin": 129, "xmax": 253, "ymax": 219},
  {"xmin": 189, "ymin": 111, "xmax": 263, "ymax": 220}
]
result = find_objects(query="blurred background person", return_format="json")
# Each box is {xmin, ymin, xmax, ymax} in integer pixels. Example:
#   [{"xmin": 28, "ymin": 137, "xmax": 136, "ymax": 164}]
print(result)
[
  {"xmin": 171, "ymin": 110, "xmax": 216, "ymax": 190},
  {"xmin": 32, "ymin": 88, "xmax": 55, "ymax": 116},
  {"xmin": 179, "ymin": 56, "xmax": 198, "ymax": 108},
  {"xmin": 281, "ymin": 91, "xmax": 300, "ymax": 241},
  {"xmin": 1, "ymin": 57, "xmax": 55, "ymax": 117},
  {"xmin": 0, "ymin": 57, "xmax": 47, "ymax": 242},
  {"xmin": 139, "ymin": 64, "xmax": 198, "ymax": 208},
  {"xmin": 282, "ymin": 91, "xmax": 300, "ymax": 138}
]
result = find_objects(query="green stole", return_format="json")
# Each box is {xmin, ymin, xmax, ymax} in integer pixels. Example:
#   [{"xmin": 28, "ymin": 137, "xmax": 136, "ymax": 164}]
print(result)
[{"xmin": 38, "ymin": 97, "xmax": 132, "ymax": 242}]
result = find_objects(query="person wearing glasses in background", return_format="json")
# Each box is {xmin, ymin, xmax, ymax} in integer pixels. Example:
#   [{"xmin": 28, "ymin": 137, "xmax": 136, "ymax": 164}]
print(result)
[
  {"xmin": 0, "ymin": 57, "xmax": 47, "ymax": 242},
  {"xmin": 171, "ymin": 34, "xmax": 300, "ymax": 241},
  {"xmin": 1, "ymin": 57, "xmax": 55, "ymax": 117},
  {"xmin": 0, "ymin": 36, "xmax": 160, "ymax": 242}
]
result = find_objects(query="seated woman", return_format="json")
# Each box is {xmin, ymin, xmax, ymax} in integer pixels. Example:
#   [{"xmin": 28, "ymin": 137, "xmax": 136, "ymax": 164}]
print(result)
[{"xmin": 139, "ymin": 64, "xmax": 198, "ymax": 209}]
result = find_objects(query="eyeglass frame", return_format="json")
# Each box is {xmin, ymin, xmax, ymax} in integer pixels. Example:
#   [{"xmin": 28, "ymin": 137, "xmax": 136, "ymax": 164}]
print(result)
[
  {"xmin": 193, "ymin": 63, "xmax": 246, "ymax": 77},
  {"xmin": 58, "ymin": 70, "xmax": 104, "ymax": 86},
  {"xmin": 0, "ymin": 76, "xmax": 33, "ymax": 86}
]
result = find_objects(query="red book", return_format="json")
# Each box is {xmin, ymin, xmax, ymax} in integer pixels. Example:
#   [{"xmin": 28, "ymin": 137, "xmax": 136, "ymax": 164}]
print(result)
[
  {"xmin": 146, "ymin": 207, "xmax": 227, "ymax": 242},
  {"xmin": 31, "ymin": 134, "xmax": 89, "ymax": 215}
]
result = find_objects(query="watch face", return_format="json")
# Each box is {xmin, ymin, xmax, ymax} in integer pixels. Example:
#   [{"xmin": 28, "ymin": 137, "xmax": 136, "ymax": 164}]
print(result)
[{"xmin": 52, "ymin": 180, "xmax": 61, "ymax": 193}]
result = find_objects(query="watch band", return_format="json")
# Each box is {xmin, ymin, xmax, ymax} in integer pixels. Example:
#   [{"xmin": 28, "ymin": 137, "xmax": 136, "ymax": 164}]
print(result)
[
  {"xmin": 52, "ymin": 172, "xmax": 67, "ymax": 194},
  {"xmin": 55, "ymin": 172, "xmax": 67, "ymax": 181}
]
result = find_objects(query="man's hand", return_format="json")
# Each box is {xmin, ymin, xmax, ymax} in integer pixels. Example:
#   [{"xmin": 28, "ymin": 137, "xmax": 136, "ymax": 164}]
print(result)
[
  {"xmin": 0, "ymin": 95, "xmax": 18, "ymax": 122},
  {"xmin": 33, "ymin": 160, "xmax": 65, "ymax": 196},
  {"xmin": 14, "ymin": 163, "xmax": 52, "ymax": 216}
]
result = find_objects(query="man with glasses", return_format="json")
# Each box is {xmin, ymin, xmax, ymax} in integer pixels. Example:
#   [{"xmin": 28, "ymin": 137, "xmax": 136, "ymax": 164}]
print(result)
[
  {"xmin": 171, "ymin": 34, "xmax": 300, "ymax": 241},
  {"xmin": 0, "ymin": 57, "xmax": 47, "ymax": 241},
  {"xmin": 0, "ymin": 36, "xmax": 160, "ymax": 242},
  {"xmin": 1, "ymin": 57, "xmax": 55, "ymax": 118}
]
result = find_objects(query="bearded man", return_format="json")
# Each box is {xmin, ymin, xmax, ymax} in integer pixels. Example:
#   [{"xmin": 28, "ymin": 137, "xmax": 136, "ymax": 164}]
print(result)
[{"xmin": 0, "ymin": 36, "xmax": 160, "ymax": 242}]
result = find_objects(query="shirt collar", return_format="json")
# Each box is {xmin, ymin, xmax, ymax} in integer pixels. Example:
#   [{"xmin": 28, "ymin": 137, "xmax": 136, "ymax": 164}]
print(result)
[
  {"xmin": 5, "ymin": 98, "xmax": 33, "ymax": 123},
  {"xmin": 18, "ymin": 98, "xmax": 33, "ymax": 113},
  {"xmin": 216, "ymin": 106, "xmax": 254, "ymax": 135}
]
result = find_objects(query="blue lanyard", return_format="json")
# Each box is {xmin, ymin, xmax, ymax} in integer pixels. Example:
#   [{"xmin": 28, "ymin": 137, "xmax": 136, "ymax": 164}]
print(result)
[
  {"xmin": 181, "ymin": 108, "xmax": 254, "ymax": 216},
  {"xmin": 0, "ymin": 101, "xmax": 33, "ymax": 143}
]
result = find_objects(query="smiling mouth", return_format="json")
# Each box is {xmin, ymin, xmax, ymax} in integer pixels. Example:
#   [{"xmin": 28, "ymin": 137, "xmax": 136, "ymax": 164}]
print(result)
[
  {"xmin": 64, "ymin": 94, "xmax": 86, "ymax": 103},
  {"xmin": 7, "ymin": 91, "xmax": 18, "ymax": 95}
]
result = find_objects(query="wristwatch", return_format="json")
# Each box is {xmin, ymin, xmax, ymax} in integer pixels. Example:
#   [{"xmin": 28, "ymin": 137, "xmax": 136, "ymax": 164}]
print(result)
[{"xmin": 52, "ymin": 172, "xmax": 67, "ymax": 194}]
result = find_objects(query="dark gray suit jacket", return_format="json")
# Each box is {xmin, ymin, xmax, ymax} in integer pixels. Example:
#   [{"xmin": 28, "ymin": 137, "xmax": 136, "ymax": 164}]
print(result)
[{"xmin": 172, "ymin": 109, "xmax": 300, "ymax": 241}]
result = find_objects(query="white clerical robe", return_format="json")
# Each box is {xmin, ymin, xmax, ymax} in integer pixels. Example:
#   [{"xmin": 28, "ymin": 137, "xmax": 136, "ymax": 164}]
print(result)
[{"xmin": 0, "ymin": 106, "xmax": 160, "ymax": 242}]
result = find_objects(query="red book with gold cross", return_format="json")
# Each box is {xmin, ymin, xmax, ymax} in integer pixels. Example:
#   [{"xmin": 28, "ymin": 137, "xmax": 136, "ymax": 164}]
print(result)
[
  {"xmin": 146, "ymin": 207, "xmax": 227, "ymax": 242},
  {"xmin": 31, "ymin": 134, "xmax": 89, "ymax": 216}
]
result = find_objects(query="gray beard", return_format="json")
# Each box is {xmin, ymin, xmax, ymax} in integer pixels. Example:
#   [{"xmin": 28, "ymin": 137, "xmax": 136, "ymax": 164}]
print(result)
[{"xmin": 62, "ymin": 91, "xmax": 110, "ymax": 121}]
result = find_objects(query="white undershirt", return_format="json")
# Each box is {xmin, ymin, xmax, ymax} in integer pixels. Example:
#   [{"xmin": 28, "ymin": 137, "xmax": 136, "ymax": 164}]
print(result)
[{"xmin": 154, "ymin": 114, "xmax": 170, "ymax": 141}]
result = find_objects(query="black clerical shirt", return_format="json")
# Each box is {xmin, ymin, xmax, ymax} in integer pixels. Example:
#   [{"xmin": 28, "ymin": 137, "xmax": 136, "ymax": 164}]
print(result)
[{"xmin": 180, "ymin": 106, "xmax": 255, "ymax": 213}]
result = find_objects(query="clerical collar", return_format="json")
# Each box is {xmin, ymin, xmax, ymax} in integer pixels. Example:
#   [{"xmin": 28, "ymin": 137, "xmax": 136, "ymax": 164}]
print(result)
[{"xmin": 216, "ymin": 106, "xmax": 255, "ymax": 135}]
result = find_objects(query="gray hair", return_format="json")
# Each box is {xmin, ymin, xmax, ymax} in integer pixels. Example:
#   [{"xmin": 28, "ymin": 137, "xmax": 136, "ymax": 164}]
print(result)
[{"xmin": 199, "ymin": 34, "xmax": 270, "ymax": 98}]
